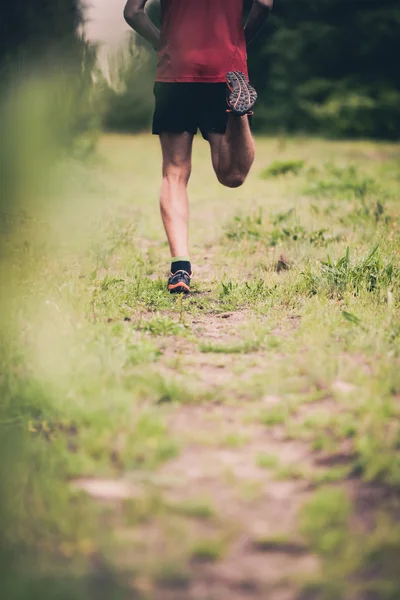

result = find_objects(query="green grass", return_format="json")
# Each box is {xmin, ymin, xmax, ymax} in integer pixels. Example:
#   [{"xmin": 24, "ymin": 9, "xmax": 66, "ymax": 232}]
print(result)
[
  {"xmin": 256, "ymin": 453, "xmax": 279, "ymax": 469},
  {"xmin": 167, "ymin": 498, "xmax": 216, "ymax": 519},
  {"xmin": 1, "ymin": 133, "xmax": 400, "ymax": 599},
  {"xmin": 252, "ymin": 533, "xmax": 307, "ymax": 554},
  {"xmin": 190, "ymin": 538, "xmax": 226, "ymax": 562},
  {"xmin": 199, "ymin": 337, "xmax": 264, "ymax": 354},
  {"xmin": 261, "ymin": 159, "xmax": 305, "ymax": 178},
  {"xmin": 153, "ymin": 563, "xmax": 191, "ymax": 589}
]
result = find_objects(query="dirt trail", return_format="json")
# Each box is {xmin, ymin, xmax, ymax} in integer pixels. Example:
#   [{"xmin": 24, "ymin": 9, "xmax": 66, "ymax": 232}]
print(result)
[
  {"xmin": 75, "ymin": 310, "xmax": 332, "ymax": 599},
  {"xmin": 155, "ymin": 314, "xmax": 319, "ymax": 599}
]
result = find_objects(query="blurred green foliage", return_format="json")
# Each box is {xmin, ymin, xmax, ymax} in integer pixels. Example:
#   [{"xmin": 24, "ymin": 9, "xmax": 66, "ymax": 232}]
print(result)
[
  {"xmin": 103, "ymin": 40, "xmax": 156, "ymax": 133},
  {"xmin": 0, "ymin": 2, "xmax": 114, "ymax": 598},
  {"xmin": 0, "ymin": 0, "xmax": 101, "ymax": 154},
  {"xmin": 248, "ymin": 0, "xmax": 400, "ymax": 138}
]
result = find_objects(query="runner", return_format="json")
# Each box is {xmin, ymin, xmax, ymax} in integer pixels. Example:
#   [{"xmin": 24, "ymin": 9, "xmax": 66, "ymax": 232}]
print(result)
[{"xmin": 124, "ymin": 0, "xmax": 273, "ymax": 293}]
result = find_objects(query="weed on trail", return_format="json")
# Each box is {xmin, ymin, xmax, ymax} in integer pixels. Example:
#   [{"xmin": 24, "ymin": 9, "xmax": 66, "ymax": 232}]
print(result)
[
  {"xmin": 141, "ymin": 315, "xmax": 188, "ymax": 337},
  {"xmin": 302, "ymin": 245, "xmax": 399, "ymax": 299},
  {"xmin": 2, "ymin": 135, "xmax": 400, "ymax": 600}
]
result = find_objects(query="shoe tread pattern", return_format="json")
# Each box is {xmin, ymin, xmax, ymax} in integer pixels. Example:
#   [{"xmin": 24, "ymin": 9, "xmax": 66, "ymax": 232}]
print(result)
[{"xmin": 227, "ymin": 71, "xmax": 257, "ymax": 116}]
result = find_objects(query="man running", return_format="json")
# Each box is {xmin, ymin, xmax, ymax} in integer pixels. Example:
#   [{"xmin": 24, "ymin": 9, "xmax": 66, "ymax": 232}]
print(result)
[{"xmin": 124, "ymin": 0, "xmax": 273, "ymax": 293}]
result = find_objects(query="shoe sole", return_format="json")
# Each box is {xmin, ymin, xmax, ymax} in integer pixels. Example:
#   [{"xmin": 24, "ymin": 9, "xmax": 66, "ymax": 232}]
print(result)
[
  {"xmin": 226, "ymin": 71, "xmax": 257, "ymax": 117},
  {"xmin": 168, "ymin": 282, "xmax": 190, "ymax": 294}
]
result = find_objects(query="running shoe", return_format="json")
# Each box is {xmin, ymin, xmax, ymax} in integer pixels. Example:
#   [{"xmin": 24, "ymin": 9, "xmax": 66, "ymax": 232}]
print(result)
[
  {"xmin": 226, "ymin": 71, "xmax": 258, "ymax": 117},
  {"xmin": 168, "ymin": 270, "xmax": 191, "ymax": 295}
]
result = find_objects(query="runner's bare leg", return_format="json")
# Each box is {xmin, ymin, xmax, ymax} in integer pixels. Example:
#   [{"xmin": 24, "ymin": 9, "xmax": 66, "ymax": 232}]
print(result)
[
  {"xmin": 159, "ymin": 132, "xmax": 194, "ymax": 257},
  {"xmin": 208, "ymin": 114, "xmax": 255, "ymax": 188}
]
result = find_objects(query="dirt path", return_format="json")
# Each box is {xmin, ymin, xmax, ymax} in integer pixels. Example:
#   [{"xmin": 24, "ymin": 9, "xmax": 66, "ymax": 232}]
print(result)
[{"xmin": 75, "ymin": 310, "xmax": 331, "ymax": 599}]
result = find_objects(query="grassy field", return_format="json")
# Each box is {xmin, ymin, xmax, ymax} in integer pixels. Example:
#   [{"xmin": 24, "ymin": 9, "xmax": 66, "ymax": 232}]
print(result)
[{"xmin": 1, "ymin": 133, "xmax": 400, "ymax": 600}]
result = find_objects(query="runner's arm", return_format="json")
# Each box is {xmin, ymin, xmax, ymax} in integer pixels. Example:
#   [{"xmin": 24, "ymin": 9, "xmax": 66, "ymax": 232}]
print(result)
[
  {"xmin": 123, "ymin": 0, "xmax": 160, "ymax": 50},
  {"xmin": 245, "ymin": 0, "xmax": 273, "ymax": 46}
]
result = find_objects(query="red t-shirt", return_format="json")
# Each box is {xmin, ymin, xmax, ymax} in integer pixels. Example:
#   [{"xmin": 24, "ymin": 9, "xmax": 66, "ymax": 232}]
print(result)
[{"xmin": 156, "ymin": 0, "xmax": 247, "ymax": 83}]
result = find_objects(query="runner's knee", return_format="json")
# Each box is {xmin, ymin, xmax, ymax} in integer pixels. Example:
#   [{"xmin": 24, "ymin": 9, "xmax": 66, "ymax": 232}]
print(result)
[{"xmin": 163, "ymin": 163, "xmax": 191, "ymax": 185}]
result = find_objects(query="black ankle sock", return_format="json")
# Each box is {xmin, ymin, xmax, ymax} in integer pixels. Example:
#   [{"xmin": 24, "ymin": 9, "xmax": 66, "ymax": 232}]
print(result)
[{"xmin": 171, "ymin": 260, "xmax": 191, "ymax": 275}]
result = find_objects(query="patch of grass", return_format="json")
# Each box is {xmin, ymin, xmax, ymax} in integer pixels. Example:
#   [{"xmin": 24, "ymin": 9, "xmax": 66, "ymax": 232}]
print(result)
[
  {"xmin": 91, "ymin": 274, "xmax": 176, "ymax": 319},
  {"xmin": 124, "ymin": 340, "xmax": 162, "ymax": 366},
  {"xmin": 299, "ymin": 487, "xmax": 400, "ymax": 600},
  {"xmin": 135, "ymin": 372, "xmax": 209, "ymax": 406},
  {"xmin": 63, "ymin": 409, "xmax": 180, "ymax": 475},
  {"xmin": 304, "ymin": 163, "xmax": 380, "ymax": 199},
  {"xmin": 261, "ymin": 159, "xmax": 305, "ymax": 178},
  {"xmin": 221, "ymin": 433, "xmax": 251, "ymax": 448},
  {"xmin": 256, "ymin": 453, "xmax": 279, "ymax": 469},
  {"xmin": 126, "ymin": 411, "xmax": 180, "ymax": 470},
  {"xmin": 275, "ymin": 465, "xmax": 307, "ymax": 480},
  {"xmin": 141, "ymin": 315, "xmax": 188, "ymax": 337},
  {"xmin": 300, "ymin": 488, "xmax": 351, "ymax": 556},
  {"xmin": 311, "ymin": 466, "xmax": 353, "ymax": 485},
  {"xmin": 225, "ymin": 208, "xmax": 264, "ymax": 241},
  {"xmin": 167, "ymin": 498, "xmax": 216, "ymax": 520},
  {"xmin": 341, "ymin": 195, "xmax": 392, "ymax": 229},
  {"xmin": 199, "ymin": 337, "xmax": 263, "ymax": 354},
  {"xmin": 353, "ymin": 431, "xmax": 400, "ymax": 487},
  {"xmin": 260, "ymin": 405, "xmax": 288, "ymax": 426},
  {"xmin": 303, "ymin": 245, "xmax": 399, "ymax": 299},
  {"xmin": 312, "ymin": 435, "xmax": 335, "ymax": 452},
  {"xmin": 252, "ymin": 533, "xmax": 307, "ymax": 554},
  {"xmin": 271, "ymin": 225, "xmax": 330, "ymax": 247},
  {"xmin": 238, "ymin": 480, "xmax": 264, "ymax": 501},
  {"xmin": 123, "ymin": 491, "xmax": 165, "ymax": 525},
  {"xmin": 224, "ymin": 208, "xmax": 330, "ymax": 248},
  {"xmin": 322, "ymin": 246, "xmax": 397, "ymax": 293},
  {"xmin": 217, "ymin": 279, "xmax": 273, "ymax": 311},
  {"xmin": 154, "ymin": 563, "xmax": 191, "ymax": 589},
  {"xmin": 190, "ymin": 539, "xmax": 225, "ymax": 563}
]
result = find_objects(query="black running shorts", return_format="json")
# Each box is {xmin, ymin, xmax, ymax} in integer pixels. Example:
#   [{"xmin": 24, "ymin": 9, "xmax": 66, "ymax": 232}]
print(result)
[{"xmin": 152, "ymin": 82, "xmax": 251, "ymax": 140}]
